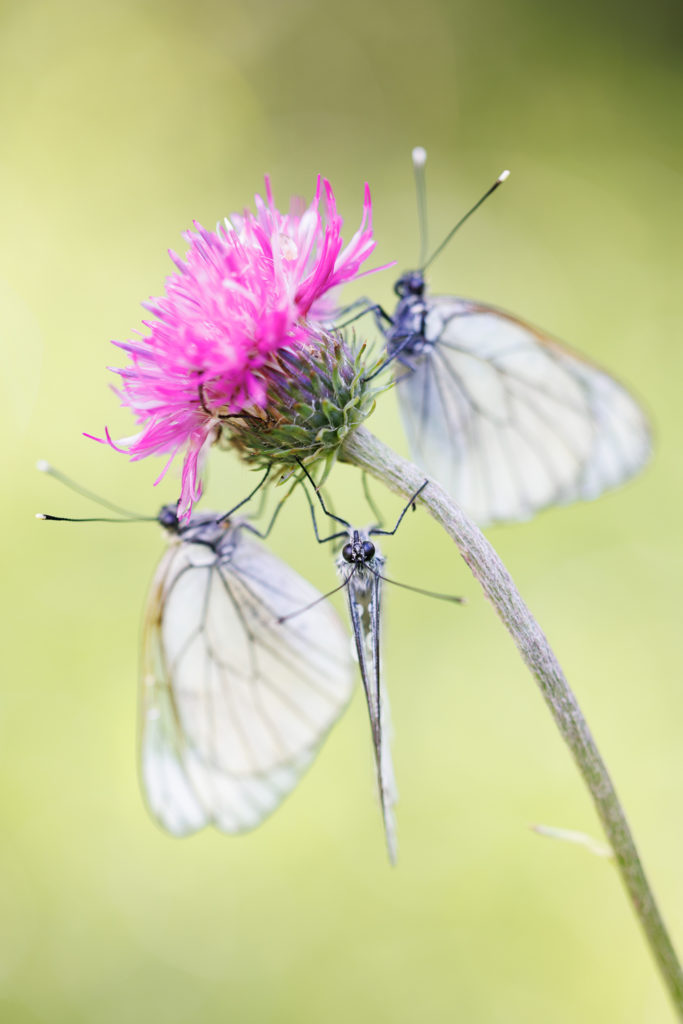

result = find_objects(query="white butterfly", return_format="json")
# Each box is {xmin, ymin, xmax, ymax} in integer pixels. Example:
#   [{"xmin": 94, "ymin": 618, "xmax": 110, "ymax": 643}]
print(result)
[
  {"xmin": 141, "ymin": 507, "xmax": 354, "ymax": 836},
  {"xmin": 375, "ymin": 153, "xmax": 651, "ymax": 526},
  {"xmin": 336, "ymin": 528, "xmax": 398, "ymax": 864},
  {"xmin": 295, "ymin": 471, "xmax": 462, "ymax": 863}
]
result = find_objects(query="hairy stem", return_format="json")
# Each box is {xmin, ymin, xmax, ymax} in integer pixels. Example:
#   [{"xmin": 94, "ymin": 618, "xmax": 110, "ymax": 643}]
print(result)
[{"xmin": 341, "ymin": 424, "xmax": 683, "ymax": 1017}]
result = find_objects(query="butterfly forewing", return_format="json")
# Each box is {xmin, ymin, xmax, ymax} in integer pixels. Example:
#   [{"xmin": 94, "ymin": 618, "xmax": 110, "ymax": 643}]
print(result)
[
  {"xmin": 396, "ymin": 296, "xmax": 651, "ymax": 525},
  {"xmin": 141, "ymin": 522, "xmax": 355, "ymax": 836},
  {"xmin": 339, "ymin": 545, "xmax": 398, "ymax": 863}
]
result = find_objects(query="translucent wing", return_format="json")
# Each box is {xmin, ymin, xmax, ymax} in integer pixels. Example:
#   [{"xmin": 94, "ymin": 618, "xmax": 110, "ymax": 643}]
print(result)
[
  {"xmin": 140, "ymin": 524, "xmax": 354, "ymax": 836},
  {"xmin": 343, "ymin": 562, "xmax": 398, "ymax": 863},
  {"xmin": 396, "ymin": 296, "xmax": 651, "ymax": 525}
]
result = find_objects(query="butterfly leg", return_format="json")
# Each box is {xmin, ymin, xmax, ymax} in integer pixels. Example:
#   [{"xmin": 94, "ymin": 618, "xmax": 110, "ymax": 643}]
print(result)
[
  {"xmin": 299, "ymin": 482, "xmax": 349, "ymax": 546},
  {"xmin": 370, "ymin": 480, "xmax": 429, "ymax": 537},
  {"xmin": 362, "ymin": 472, "xmax": 385, "ymax": 529},
  {"xmin": 237, "ymin": 476, "xmax": 301, "ymax": 541},
  {"xmin": 217, "ymin": 465, "xmax": 271, "ymax": 523},
  {"xmin": 362, "ymin": 332, "xmax": 422, "ymax": 383},
  {"xmin": 295, "ymin": 459, "xmax": 351, "ymax": 544},
  {"xmin": 333, "ymin": 298, "xmax": 392, "ymax": 330}
]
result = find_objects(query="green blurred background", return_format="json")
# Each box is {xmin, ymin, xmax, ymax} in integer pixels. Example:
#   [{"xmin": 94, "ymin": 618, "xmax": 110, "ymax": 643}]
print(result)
[{"xmin": 2, "ymin": 0, "xmax": 682, "ymax": 1020}]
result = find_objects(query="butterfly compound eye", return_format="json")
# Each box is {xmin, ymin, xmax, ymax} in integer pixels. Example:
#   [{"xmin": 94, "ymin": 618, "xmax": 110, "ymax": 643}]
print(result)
[
  {"xmin": 394, "ymin": 271, "xmax": 425, "ymax": 298},
  {"xmin": 158, "ymin": 506, "xmax": 179, "ymax": 531},
  {"xmin": 342, "ymin": 542, "xmax": 354, "ymax": 562},
  {"xmin": 362, "ymin": 541, "xmax": 375, "ymax": 560}
]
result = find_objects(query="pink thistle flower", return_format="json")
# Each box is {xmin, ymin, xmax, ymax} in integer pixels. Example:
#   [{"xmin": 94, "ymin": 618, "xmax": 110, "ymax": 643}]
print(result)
[
  {"xmin": 89, "ymin": 177, "xmax": 386, "ymax": 519},
  {"xmin": 234, "ymin": 176, "xmax": 383, "ymax": 320}
]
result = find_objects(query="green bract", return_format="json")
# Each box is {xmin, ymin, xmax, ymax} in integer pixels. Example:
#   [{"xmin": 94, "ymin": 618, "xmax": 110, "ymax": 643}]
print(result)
[{"xmin": 222, "ymin": 332, "xmax": 386, "ymax": 471}]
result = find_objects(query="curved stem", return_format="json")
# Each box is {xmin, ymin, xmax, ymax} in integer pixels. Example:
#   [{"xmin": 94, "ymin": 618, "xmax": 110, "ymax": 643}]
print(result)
[{"xmin": 341, "ymin": 424, "xmax": 683, "ymax": 1018}]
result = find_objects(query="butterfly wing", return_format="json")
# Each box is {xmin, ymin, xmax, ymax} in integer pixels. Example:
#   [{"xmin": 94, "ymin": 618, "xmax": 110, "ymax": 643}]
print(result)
[
  {"xmin": 395, "ymin": 296, "xmax": 651, "ymax": 525},
  {"xmin": 140, "ymin": 526, "xmax": 354, "ymax": 836},
  {"xmin": 344, "ymin": 563, "xmax": 398, "ymax": 863}
]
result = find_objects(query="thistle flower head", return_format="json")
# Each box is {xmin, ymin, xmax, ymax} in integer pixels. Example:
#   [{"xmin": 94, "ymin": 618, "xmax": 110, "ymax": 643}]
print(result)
[
  {"xmin": 88, "ymin": 177, "xmax": 386, "ymax": 518},
  {"xmin": 224, "ymin": 329, "xmax": 381, "ymax": 471}
]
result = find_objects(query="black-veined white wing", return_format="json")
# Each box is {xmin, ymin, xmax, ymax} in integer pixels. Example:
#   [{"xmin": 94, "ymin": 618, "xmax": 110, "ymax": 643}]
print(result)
[
  {"xmin": 396, "ymin": 296, "xmax": 651, "ymax": 525},
  {"xmin": 141, "ymin": 521, "xmax": 354, "ymax": 836},
  {"xmin": 339, "ymin": 543, "xmax": 398, "ymax": 863}
]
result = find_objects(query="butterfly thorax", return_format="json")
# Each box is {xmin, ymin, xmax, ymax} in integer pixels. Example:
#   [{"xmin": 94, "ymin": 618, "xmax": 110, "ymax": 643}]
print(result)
[{"xmin": 387, "ymin": 270, "xmax": 430, "ymax": 357}]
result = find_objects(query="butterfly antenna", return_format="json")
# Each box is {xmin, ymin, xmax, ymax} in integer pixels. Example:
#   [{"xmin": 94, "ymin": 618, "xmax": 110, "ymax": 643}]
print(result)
[
  {"xmin": 277, "ymin": 573, "xmax": 355, "ymax": 624},
  {"xmin": 421, "ymin": 168, "xmax": 510, "ymax": 272},
  {"xmin": 412, "ymin": 146, "xmax": 429, "ymax": 267},
  {"xmin": 36, "ymin": 460, "xmax": 146, "ymax": 519},
  {"xmin": 372, "ymin": 570, "xmax": 465, "ymax": 604},
  {"xmin": 36, "ymin": 513, "xmax": 157, "ymax": 523}
]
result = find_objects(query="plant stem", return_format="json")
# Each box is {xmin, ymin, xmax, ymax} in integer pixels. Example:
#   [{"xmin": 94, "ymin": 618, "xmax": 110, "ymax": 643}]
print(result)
[{"xmin": 341, "ymin": 424, "xmax": 683, "ymax": 1018}]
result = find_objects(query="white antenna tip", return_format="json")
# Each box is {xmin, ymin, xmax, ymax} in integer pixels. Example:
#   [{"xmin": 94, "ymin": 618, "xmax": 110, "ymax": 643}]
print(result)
[
  {"xmin": 412, "ymin": 146, "xmax": 427, "ymax": 168},
  {"xmin": 35, "ymin": 513, "xmax": 47, "ymax": 520},
  {"xmin": 36, "ymin": 459, "xmax": 52, "ymax": 473},
  {"xmin": 498, "ymin": 169, "xmax": 511, "ymax": 183}
]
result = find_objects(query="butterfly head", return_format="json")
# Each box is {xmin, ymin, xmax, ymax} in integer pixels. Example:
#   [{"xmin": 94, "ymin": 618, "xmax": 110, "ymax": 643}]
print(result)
[
  {"xmin": 341, "ymin": 530, "xmax": 376, "ymax": 566},
  {"xmin": 394, "ymin": 271, "xmax": 425, "ymax": 300},
  {"xmin": 158, "ymin": 505, "xmax": 181, "ymax": 532}
]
